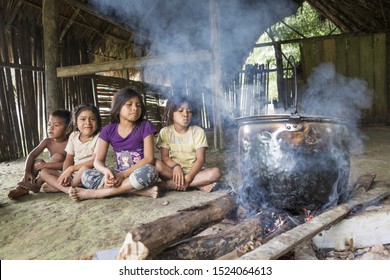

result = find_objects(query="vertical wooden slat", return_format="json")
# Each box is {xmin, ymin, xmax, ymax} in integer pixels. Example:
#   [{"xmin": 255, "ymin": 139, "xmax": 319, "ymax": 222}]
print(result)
[
  {"xmin": 301, "ymin": 41, "xmax": 315, "ymax": 81},
  {"xmin": 313, "ymin": 39, "xmax": 324, "ymax": 67},
  {"xmin": 345, "ymin": 36, "xmax": 360, "ymax": 78},
  {"xmin": 359, "ymin": 35, "xmax": 374, "ymax": 122},
  {"xmin": 209, "ymin": 0, "xmax": 223, "ymax": 150},
  {"xmin": 372, "ymin": 33, "xmax": 387, "ymax": 122},
  {"xmin": 335, "ymin": 37, "xmax": 347, "ymax": 75},
  {"xmin": 323, "ymin": 38, "xmax": 336, "ymax": 63}
]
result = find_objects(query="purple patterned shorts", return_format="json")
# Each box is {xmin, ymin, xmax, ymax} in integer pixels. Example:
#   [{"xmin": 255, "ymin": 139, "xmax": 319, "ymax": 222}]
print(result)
[{"xmin": 81, "ymin": 164, "xmax": 158, "ymax": 190}]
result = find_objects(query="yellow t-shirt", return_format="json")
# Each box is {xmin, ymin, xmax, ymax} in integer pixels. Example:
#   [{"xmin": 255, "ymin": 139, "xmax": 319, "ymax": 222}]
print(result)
[{"xmin": 156, "ymin": 125, "xmax": 208, "ymax": 172}]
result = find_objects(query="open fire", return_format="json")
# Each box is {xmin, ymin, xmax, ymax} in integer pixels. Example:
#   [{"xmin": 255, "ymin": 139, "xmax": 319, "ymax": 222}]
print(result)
[{"xmin": 90, "ymin": 171, "xmax": 384, "ymax": 261}]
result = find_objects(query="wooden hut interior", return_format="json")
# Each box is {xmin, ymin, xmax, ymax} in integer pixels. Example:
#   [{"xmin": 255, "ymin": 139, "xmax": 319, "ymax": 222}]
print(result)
[{"xmin": 1, "ymin": 0, "xmax": 389, "ymax": 161}]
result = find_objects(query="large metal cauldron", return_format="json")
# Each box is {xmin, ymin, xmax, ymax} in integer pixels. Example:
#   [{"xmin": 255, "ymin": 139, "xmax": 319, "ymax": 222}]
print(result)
[{"xmin": 236, "ymin": 114, "xmax": 351, "ymax": 211}]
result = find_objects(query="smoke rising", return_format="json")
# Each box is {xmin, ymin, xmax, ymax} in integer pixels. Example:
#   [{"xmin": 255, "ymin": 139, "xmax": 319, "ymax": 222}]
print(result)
[
  {"xmin": 87, "ymin": 0, "xmax": 299, "ymax": 81},
  {"xmin": 299, "ymin": 63, "xmax": 372, "ymax": 124},
  {"xmin": 299, "ymin": 63, "xmax": 373, "ymax": 154}
]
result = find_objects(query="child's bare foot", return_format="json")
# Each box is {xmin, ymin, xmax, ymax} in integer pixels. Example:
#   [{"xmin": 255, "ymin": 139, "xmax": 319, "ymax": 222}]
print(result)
[
  {"xmin": 195, "ymin": 182, "xmax": 217, "ymax": 193},
  {"xmin": 69, "ymin": 187, "xmax": 96, "ymax": 202},
  {"xmin": 41, "ymin": 183, "xmax": 60, "ymax": 193},
  {"xmin": 133, "ymin": 186, "xmax": 161, "ymax": 199},
  {"xmin": 19, "ymin": 181, "xmax": 41, "ymax": 193},
  {"xmin": 8, "ymin": 186, "xmax": 29, "ymax": 199},
  {"xmin": 69, "ymin": 187, "xmax": 81, "ymax": 202}
]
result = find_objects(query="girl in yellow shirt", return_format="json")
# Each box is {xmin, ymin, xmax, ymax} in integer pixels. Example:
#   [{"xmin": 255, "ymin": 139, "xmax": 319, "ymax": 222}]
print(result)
[{"xmin": 156, "ymin": 96, "xmax": 221, "ymax": 192}]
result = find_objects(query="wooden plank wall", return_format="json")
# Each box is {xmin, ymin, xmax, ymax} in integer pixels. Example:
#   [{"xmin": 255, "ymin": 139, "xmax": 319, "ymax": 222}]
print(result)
[{"xmin": 302, "ymin": 33, "xmax": 388, "ymax": 124}]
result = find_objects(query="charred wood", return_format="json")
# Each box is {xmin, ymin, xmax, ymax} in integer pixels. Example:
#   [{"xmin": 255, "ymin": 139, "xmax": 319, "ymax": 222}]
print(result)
[
  {"xmin": 239, "ymin": 183, "xmax": 390, "ymax": 260},
  {"xmin": 154, "ymin": 213, "xmax": 264, "ymax": 260},
  {"xmin": 217, "ymin": 219, "xmax": 296, "ymax": 260},
  {"xmin": 116, "ymin": 193, "xmax": 237, "ymax": 260}
]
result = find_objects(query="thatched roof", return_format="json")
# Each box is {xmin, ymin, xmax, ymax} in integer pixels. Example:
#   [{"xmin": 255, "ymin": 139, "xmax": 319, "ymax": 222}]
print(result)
[
  {"xmin": 4, "ymin": 0, "xmax": 389, "ymax": 74},
  {"xmin": 306, "ymin": 0, "xmax": 390, "ymax": 33}
]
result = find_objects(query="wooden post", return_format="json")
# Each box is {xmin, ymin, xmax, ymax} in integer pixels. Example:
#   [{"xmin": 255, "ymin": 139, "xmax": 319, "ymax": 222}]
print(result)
[
  {"xmin": 210, "ymin": 0, "xmax": 224, "ymax": 150},
  {"xmin": 43, "ymin": 0, "xmax": 64, "ymax": 116},
  {"xmin": 274, "ymin": 42, "xmax": 286, "ymax": 110}
]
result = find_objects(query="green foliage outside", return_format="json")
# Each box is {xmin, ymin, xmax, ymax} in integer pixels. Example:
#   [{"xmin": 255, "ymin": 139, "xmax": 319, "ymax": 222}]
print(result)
[{"xmin": 245, "ymin": 1, "xmax": 341, "ymax": 100}]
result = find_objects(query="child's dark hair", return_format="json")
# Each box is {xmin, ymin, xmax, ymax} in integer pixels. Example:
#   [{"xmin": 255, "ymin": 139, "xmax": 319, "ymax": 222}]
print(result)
[
  {"xmin": 73, "ymin": 103, "xmax": 102, "ymax": 136},
  {"xmin": 110, "ymin": 87, "xmax": 146, "ymax": 125},
  {"xmin": 163, "ymin": 95, "xmax": 197, "ymax": 126},
  {"xmin": 50, "ymin": 109, "xmax": 73, "ymax": 136}
]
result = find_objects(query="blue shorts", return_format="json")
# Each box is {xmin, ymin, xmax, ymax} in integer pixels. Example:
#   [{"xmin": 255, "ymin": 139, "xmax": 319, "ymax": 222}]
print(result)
[{"xmin": 81, "ymin": 164, "xmax": 159, "ymax": 190}]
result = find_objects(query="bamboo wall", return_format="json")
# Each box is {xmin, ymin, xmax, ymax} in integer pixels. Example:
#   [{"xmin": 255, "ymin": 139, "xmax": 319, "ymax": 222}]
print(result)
[
  {"xmin": 301, "ymin": 33, "xmax": 388, "ymax": 123},
  {"xmin": 0, "ymin": 12, "xmax": 94, "ymax": 162}
]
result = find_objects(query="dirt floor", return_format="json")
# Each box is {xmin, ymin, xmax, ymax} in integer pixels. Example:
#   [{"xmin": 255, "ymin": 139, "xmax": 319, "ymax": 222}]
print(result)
[{"xmin": 0, "ymin": 126, "xmax": 389, "ymax": 260}]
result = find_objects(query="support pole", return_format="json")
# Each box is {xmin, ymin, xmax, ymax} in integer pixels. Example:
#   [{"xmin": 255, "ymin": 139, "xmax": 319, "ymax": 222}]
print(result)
[
  {"xmin": 210, "ymin": 0, "xmax": 224, "ymax": 150},
  {"xmin": 43, "ymin": 0, "xmax": 63, "ymax": 116}
]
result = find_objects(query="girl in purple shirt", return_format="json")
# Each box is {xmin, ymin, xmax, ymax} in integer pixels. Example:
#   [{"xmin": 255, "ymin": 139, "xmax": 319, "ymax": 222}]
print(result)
[{"xmin": 69, "ymin": 87, "xmax": 159, "ymax": 201}]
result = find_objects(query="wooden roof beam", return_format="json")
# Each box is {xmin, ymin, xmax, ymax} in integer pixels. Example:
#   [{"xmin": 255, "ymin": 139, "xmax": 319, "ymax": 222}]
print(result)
[
  {"xmin": 57, "ymin": 50, "xmax": 212, "ymax": 78},
  {"xmin": 5, "ymin": 0, "xmax": 23, "ymax": 31},
  {"xmin": 59, "ymin": 7, "xmax": 80, "ymax": 43},
  {"xmin": 63, "ymin": 0, "xmax": 159, "ymax": 47},
  {"xmin": 307, "ymin": 0, "xmax": 352, "ymax": 32}
]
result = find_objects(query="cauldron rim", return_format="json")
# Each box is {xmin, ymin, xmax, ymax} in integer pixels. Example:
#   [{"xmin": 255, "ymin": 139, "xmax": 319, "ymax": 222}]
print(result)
[{"xmin": 235, "ymin": 114, "xmax": 349, "ymax": 126}]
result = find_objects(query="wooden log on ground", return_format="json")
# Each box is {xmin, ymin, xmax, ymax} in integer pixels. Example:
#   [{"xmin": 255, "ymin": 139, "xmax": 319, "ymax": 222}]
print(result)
[
  {"xmin": 354, "ymin": 173, "xmax": 376, "ymax": 192},
  {"xmin": 239, "ymin": 183, "xmax": 390, "ymax": 260},
  {"xmin": 217, "ymin": 219, "xmax": 296, "ymax": 260},
  {"xmin": 116, "ymin": 193, "xmax": 237, "ymax": 260},
  {"xmin": 154, "ymin": 213, "xmax": 263, "ymax": 260}
]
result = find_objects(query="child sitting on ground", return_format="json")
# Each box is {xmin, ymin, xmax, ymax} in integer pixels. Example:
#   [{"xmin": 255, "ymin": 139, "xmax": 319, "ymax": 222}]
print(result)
[
  {"xmin": 69, "ymin": 86, "xmax": 159, "ymax": 201},
  {"xmin": 8, "ymin": 109, "xmax": 72, "ymax": 199},
  {"xmin": 40, "ymin": 103, "xmax": 102, "ymax": 194},
  {"xmin": 155, "ymin": 95, "xmax": 221, "ymax": 192}
]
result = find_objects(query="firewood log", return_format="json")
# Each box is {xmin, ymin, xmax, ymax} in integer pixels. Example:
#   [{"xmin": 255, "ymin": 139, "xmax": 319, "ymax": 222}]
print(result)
[
  {"xmin": 116, "ymin": 193, "xmax": 237, "ymax": 260},
  {"xmin": 217, "ymin": 219, "xmax": 296, "ymax": 260},
  {"xmin": 153, "ymin": 213, "xmax": 264, "ymax": 260}
]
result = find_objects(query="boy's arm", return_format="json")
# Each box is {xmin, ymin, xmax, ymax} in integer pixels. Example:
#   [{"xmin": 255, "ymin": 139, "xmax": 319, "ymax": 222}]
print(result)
[
  {"xmin": 23, "ymin": 138, "xmax": 50, "ymax": 180},
  {"xmin": 40, "ymin": 160, "xmax": 65, "ymax": 171}
]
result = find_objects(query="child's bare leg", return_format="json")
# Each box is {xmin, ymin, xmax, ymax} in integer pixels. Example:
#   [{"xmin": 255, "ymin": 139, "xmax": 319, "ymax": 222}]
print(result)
[
  {"xmin": 157, "ymin": 180, "xmax": 177, "ymax": 191},
  {"xmin": 69, "ymin": 179, "xmax": 159, "ymax": 201},
  {"xmin": 36, "ymin": 153, "xmax": 66, "ymax": 191},
  {"xmin": 129, "ymin": 186, "xmax": 161, "ymax": 198},
  {"xmin": 40, "ymin": 169, "xmax": 71, "ymax": 194},
  {"xmin": 71, "ymin": 166, "xmax": 89, "ymax": 187},
  {"xmin": 69, "ymin": 187, "xmax": 99, "ymax": 201},
  {"xmin": 194, "ymin": 182, "xmax": 218, "ymax": 192},
  {"xmin": 69, "ymin": 184, "xmax": 161, "ymax": 202},
  {"xmin": 155, "ymin": 160, "xmax": 177, "ymax": 191},
  {"xmin": 69, "ymin": 185, "xmax": 129, "ymax": 201},
  {"xmin": 41, "ymin": 183, "xmax": 60, "ymax": 193},
  {"xmin": 189, "ymin": 168, "xmax": 222, "ymax": 193}
]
